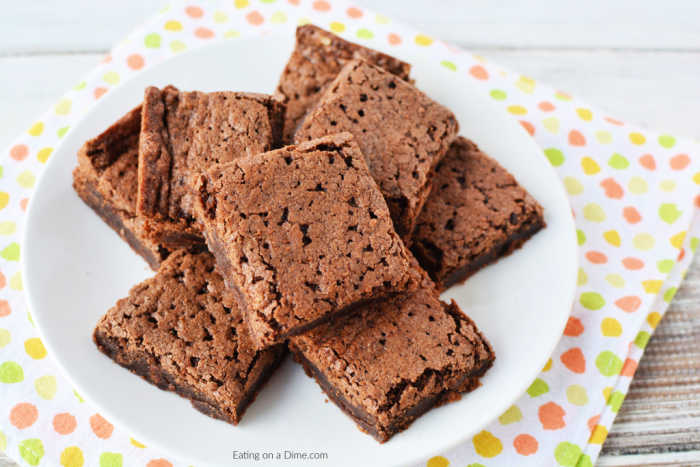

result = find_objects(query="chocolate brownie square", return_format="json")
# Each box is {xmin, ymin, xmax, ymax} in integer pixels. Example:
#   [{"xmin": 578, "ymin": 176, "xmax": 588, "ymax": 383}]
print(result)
[
  {"xmin": 137, "ymin": 85, "xmax": 285, "ymax": 249},
  {"xmin": 276, "ymin": 24, "xmax": 411, "ymax": 142},
  {"xmin": 289, "ymin": 271, "xmax": 494, "ymax": 442},
  {"xmin": 72, "ymin": 106, "xmax": 169, "ymax": 270},
  {"xmin": 192, "ymin": 133, "xmax": 417, "ymax": 349},
  {"xmin": 295, "ymin": 59, "xmax": 458, "ymax": 240},
  {"xmin": 93, "ymin": 250, "xmax": 286, "ymax": 425},
  {"xmin": 411, "ymin": 137, "xmax": 545, "ymax": 289}
]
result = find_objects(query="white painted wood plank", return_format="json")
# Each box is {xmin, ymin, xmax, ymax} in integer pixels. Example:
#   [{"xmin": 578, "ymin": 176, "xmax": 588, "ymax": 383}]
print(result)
[
  {"xmin": 2, "ymin": 0, "xmax": 700, "ymax": 55},
  {"xmin": 598, "ymin": 451, "xmax": 700, "ymax": 466}
]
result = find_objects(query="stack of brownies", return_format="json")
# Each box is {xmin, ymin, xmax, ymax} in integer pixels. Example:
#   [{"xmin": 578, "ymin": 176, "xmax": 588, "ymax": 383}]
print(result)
[{"xmin": 74, "ymin": 25, "xmax": 545, "ymax": 442}]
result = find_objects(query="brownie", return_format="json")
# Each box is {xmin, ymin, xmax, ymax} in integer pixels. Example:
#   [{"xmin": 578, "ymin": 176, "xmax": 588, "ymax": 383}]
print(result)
[
  {"xmin": 72, "ymin": 106, "xmax": 169, "ymax": 269},
  {"xmin": 411, "ymin": 137, "xmax": 545, "ymax": 289},
  {"xmin": 275, "ymin": 24, "xmax": 411, "ymax": 142},
  {"xmin": 295, "ymin": 59, "xmax": 458, "ymax": 240},
  {"xmin": 289, "ymin": 271, "xmax": 494, "ymax": 443},
  {"xmin": 137, "ymin": 85, "xmax": 285, "ymax": 249},
  {"xmin": 192, "ymin": 133, "xmax": 417, "ymax": 349},
  {"xmin": 93, "ymin": 250, "xmax": 286, "ymax": 425}
]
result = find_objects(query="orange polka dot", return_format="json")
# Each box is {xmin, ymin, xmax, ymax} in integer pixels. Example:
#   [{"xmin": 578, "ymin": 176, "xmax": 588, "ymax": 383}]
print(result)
[
  {"xmin": 600, "ymin": 178, "xmax": 623, "ymax": 199},
  {"xmin": 0, "ymin": 272, "xmax": 5, "ymax": 289},
  {"xmin": 53, "ymin": 413, "xmax": 77, "ymax": 435},
  {"xmin": 20, "ymin": 198, "xmax": 28, "ymax": 211},
  {"xmin": 695, "ymin": 195, "xmax": 700, "ymax": 208},
  {"xmin": 94, "ymin": 87, "xmax": 107, "ymax": 99},
  {"xmin": 568, "ymin": 129, "xmax": 586, "ymax": 146},
  {"xmin": 387, "ymin": 33, "xmax": 401, "ymax": 45},
  {"xmin": 147, "ymin": 460, "xmax": 173, "ymax": 467},
  {"xmin": 538, "ymin": 402, "xmax": 566, "ymax": 430},
  {"xmin": 185, "ymin": 5, "xmax": 203, "ymax": 18},
  {"xmin": 563, "ymin": 316, "xmax": 584, "ymax": 337},
  {"xmin": 90, "ymin": 413, "xmax": 114, "ymax": 439},
  {"xmin": 538, "ymin": 101, "xmax": 555, "ymax": 112},
  {"xmin": 623, "ymin": 206, "xmax": 641, "ymax": 224},
  {"xmin": 195, "ymin": 27, "xmax": 214, "ymax": 39},
  {"xmin": 246, "ymin": 11, "xmax": 264, "ymax": 25},
  {"xmin": 513, "ymin": 433, "xmax": 538, "ymax": 455},
  {"xmin": 469, "ymin": 65, "xmax": 488, "ymax": 80},
  {"xmin": 346, "ymin": 6, "xmax": 362, "ymax": 18},
  {"xmin": 101, "ymin": 54, "xmax": 112, "ymax": 64},
  {"xmin": 678, "ymin": 248, "xmax": 686, "ymax": 261},
  {"xmin": 670, "ymin": 154, "xmax": 690, "ymax": 170},
  {"xmin": 585, "ymin": 251, "xmax": 607, "ymax": 264},
  {"xmin": 312, "ymin": 0, "xmax": 330, "ymax": 11},
  {"xmin": 621, "ymin": 358, "xmax": 638, "ymax": 377},
  {"xmin": 605, "ymin": 116, "xmax": 623, "ymax": 126},
  {"xmin": 10, "ymin": 144, "xmax": 29, "ymax": 161},
  {"xmin": 0, "ymin": 300, "xmax": 10, "ymax": 317},
  {"xmin": 622, "ymin": 257, "xmax": 644, "ymax": 270},
  {"xmin": 10, "ymin": 403, "xmax": 38, "ymax": 429},
  {"xmin": 638, "ymin": 154, "xmax": 656, "ymax": 170},
  {"xmin": 615, "ymin": 296, "xmax": 641, "ymax": 313},
  {"xmin": 519, "ymin": 120, "xmax": 535, "ymax": 136},
  {"xmin": 560, "ymin": 348, "xmax": 585, "ymax": 374},
  {"xmin": 127, "ymin": 54, "xmax": 144, "ymax": 70},
  {"xmin": 288, "ymin": 0, "xmax": 300, "ymax": 5},
  {"xmin": 588, "ymin": 415, "xmax": 600, "ymax": 432},
  {"xmin": 556, "ymin": 90, "xmax": 571, "ymax": 99}
]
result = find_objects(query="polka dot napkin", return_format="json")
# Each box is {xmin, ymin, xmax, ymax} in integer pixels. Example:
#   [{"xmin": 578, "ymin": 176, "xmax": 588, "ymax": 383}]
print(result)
[{"xmin": 1, "ymin": 1, "xmax": 699, "ymax": 466}]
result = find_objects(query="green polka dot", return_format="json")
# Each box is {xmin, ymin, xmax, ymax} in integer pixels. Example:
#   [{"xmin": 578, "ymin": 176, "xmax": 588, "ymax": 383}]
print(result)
[
  {"xmin": 658, "ymin": 134, "xmax": 676, "ymax": 148},
  {"xmin": 17, "ymin": 170, "xmax": 35, "ymax": 188},
  {"xmin": 489, "ymin": 89, "xmax": 507, "ymax": 100},
  {"xmin": 144, "ymin": 33, "xmax": 162, "ymax": 48},
  {"xmin": 607, "ymin": 390, "xmax": 625, "ymax": 412},
  {"xmin": 60, "ymin": 446, "xmax": 84, "ymax": 467},
  {"xmin": 660, "ymin": 179, "xmax": 676, "ymax": 192},
  {"xmin": 583, "ymin": 203, "xmax": 605, "ymax": 222},
  {"xmin": 55, "ymin": 98, "xmax": 72, "ymax": 115},
  {"xmin": 170, "ymin": 40, "xmax": 187, "ymax": 52},
  {"xmin": 634, "ymin": 331, "xmax": 650, "ymax": 349},
  {"xmin": 608, "ymin": 153, "xmax": 629, "ymax": 169},
  {"xmin": 467, "ymin": 464, "xmax": 485, "ymax": 467},
  {"xmin": 595, "ymin": 130, "xmax": 612, "ymax": 144},
  {"xmin": 596, "ymin": 351, "xmax": 623, "ymax": 376},
  {"xmin": 554, "ymin": 441, "xmax": 581, "ymax": 466},
  {"xmin": 659, "ymin": 203, "xmax": 682, "ymax": 224},
  {"xmin": 657, "ymin": 259, "xmax": 675, "ymax": 274},
  {"xmin": 57, "ymin": 126, "xmax": 70, "ymax": 138},
  {"xmin": 0, "ymin": 222, "xmax": 15, "ymax": 235},
  {"xmin": 664, "ymin": 287, "xmax": 678, "ymax": 303},
  {"xmin": 580, "ymin": 292, "xmax": 605, "ymax": 310},
  {"xmin": 374, "ymin": 14, "xmax": 389, "ymax": 24},
  {"xmin": 544, "ymin": 148, "xmax": 565, "ymax": 167},
  {"xmin": 605, "ymin": 274, "xmax": 625, "ymax": 288},
  {"xmin": 576, "ymin": 454, "xmax": 593, "ymax": 467},
  {"xmin": 103, "ymin": 71, "xmax": 120, "ymax": 85},
  {"xmin": 498, "ymin": 405, "xmax": 522, "ymax": 425},
  {"xmin": 566, "ymin": 384, "xmax": 588, "ymax": 406},
  {"xmin": 9, "ymin": 272, "xmax": 22, "ymax": 291},
  {"xmin": 0, "ymin": 429, "xmax": 5, "ymax": 451},
  {"xmin": 628, "ymin": 177, "xmax": 648, "ymax": 194},
  {"xmin": 224, "ymin": 30, "xmax": 240, "ymax": 39},
  {"xmin": 577, "ymin": 268, "xmax": 588, "ymax": 286},
  {"xmin": 73, "ymin": 81, "xmax": 86, "ymax": 91},
  {"xmin": 692, "ymin": 237, "xmax": 699, "ymax": 252},
  {"xmin": 576, "ymin": 229, "xmax": 586, "ymax": 246},
  {"xmin": 0, "ymin": 361, "xmax": 23, "ymax": 383},
  {"xmin": 270, "ymin": 11, "xmax": 286, "ymax": 23},
  {"xmin": 356, "ymin": 28, "xmax": 373, "ymax": 39},
  {"xmin": 0, "ymin": 166, "xmax": 3, "ymax": 179},
  {"xmin": 526, "ymin": 378, "xmax": 549, "ymax": 397},
  {"xmin": 260, "ymin": 0, "xmax": 276, "ymax": 2},
  {"xmin": 35, "ymin": 375, "xmax": 57, "ymax": 400},
  {"xmin": 440, "ymin": 60, "xmax": 457, "ymax": 72},
  {"xmin": 542, "ymin": 117, "xmax": 560, "ymax": 133},
  {"xmin": 100, "ymin": 453, "xmax": 123, "ymax": 467},
  {"xmin": 73, "ymin": 389, "xmax": 85, "ymax": 403},
  {"xmin": 0, "ymin": 329, "xmax": 10, "ymax": 348},
  {"xmin": 27, "ymin": 311, "xmax": 34, "ymax": 327},
  {"xmin": 1, "ymin": 242, "xmax": 19, "ymax": 261},
  {"xmin": 563, "ymin": 176, "xmax": 583, "ymax": 195},
  {"xmin": 213, "ymin": 10, "xmax": 228, "ymax": 22},
  {"xmin": 633, "ymin": 233, "xmax": 655, "ymax": 251},
  {"xmin": 19, "ymin": 438, "xmax": 44, "ymax": 466}
]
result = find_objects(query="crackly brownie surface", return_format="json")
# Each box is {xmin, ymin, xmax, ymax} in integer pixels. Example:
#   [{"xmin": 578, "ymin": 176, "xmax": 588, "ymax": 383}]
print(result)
[
  {"xmin": 276, "ymin": 24, "xmax": 411, "ymax": 142},
  {"xmin": 411, "ymin": 137, "xmax": 545, "ymax": 289},
  {"xmin": 289, "ymin": 277, "xmax": 494, "ymax": 442},
  {"xmin": 193, "ymin": 133, "xmax": 417, "ymax": 349},
  {"xmin": 93, "ymin": 250, "xmax": 286, "ymax": 425},
  {"xmin": 137, "ymin": 85, "xmax": 285, "ymax": 248},
  {"xmin": 295, "ymin": 59, "xmax": 458, "ymax": 240},
  {"xmin": 72, "ymin": 105, "xmax": 168, "ymax": 269}
]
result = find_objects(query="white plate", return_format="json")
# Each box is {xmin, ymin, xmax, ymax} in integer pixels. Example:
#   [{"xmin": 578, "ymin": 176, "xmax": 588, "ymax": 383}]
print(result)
[{"xmin": 23, "ymin": 33, "xmax": 577, "ymax": 467}]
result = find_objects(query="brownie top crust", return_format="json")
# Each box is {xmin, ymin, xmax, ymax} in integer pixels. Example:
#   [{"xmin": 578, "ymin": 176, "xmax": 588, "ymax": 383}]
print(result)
[
  {"xmin": 193, "ymin": 133, "xmax": 417, "ymax": 347},
  {"xmin": 411, "ymin": 137, "xmax": 545, "ymax": 287},
  {"xmin": 295, "ymin": 59, "xmax": 458, "ymax": 239},
  {"xmin": 276, "ymin": 24, "xmax": 411, "ymax": 142},
  {"xmin": 137, "ymin": 85, "xmax": 285, "ymax": 229}
]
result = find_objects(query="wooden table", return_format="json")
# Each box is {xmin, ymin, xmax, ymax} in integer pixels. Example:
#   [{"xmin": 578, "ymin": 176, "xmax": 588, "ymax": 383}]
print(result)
[{"xmin": 1, "ymin": 1, "xmax": 698, "ymax": 465}]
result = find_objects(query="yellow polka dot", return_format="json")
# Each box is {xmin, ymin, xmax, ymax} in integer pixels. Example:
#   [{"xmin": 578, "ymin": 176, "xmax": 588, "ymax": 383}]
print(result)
[
  {"xmin": 659, "ymin": 179, "xmax": 677, "ymax": 192},
  {"xmin": 542, "ymin": 117, "xmax": 559, "ymax": 133},
  {"xmin": 647, "ymin": 312, "xmax": 661, "ymax": 328},
  {"xmin": 0, "ymin": 192, "xmax": 8, "ymax": 211},
  {"xmin": 234, "ymin": 0, "xmax": 249, "ymax": 8},
  {"xmin": 54, "ymin": 99, "xmax": 72, "ymax": 115},
  {"xmin": 472, "ymin": 430, "xmax": 503, "ymax": 458},
  {"xmin": 633, "ymin": 233, "xmax": 654, "ymax": 251},
  {"xmin": 60, "ymin": 446, "xmax": 84, "ymax": 467},
  {"xmin": 34, "ymin": 375, "xmax": 57, "ymax": 400},
  {"xmin": 581, "ymin": 156, "xmax": 600, "ymax": 175},
  {"xmin": 670, "ymin": 231, "xmax": 686, "ymax": 249},
  {"xmin": 589, "ymin": 425, "xmax": 608, "ymax": 444},
  {"xmin": 270, "ymin": 11, "xmax": 287, "ymax": 24},
  {"xmin": 563, "ymin": 177, "xmax": 584, "ymax": 195},
  {"xmin": 415, "ymin": 34, "xmax": 433, "ymax": 46},
  {"xmin": 642, "ymin": 280, "xmax": 663, "ymax": 294},
  {"xmin": 24, "ymin": 338, "xmax": 47, "ymax": 360},
  {"xmin": 130, "ymin": 438, "xmax": 146, "ymax": 448},
  {"xmin": 603, "ymin": 230, "xmax": 621, "ymax": 247},
  {"xmin": 329, "ymin": 21, "xmax": 345, "ymax": 33},
  {"xmin": 426, "ymin": 456, "xmax": 449, "ymax": 467},
  {"xmin": 583, "ymin": 203, "xmax": 606, "ymax": 222},
  {"xmin": 628, "ymin": 177, "xmax": 648, "ymax": 194},
  {"xmin": 507, "ymin": 105, "xmax": 527, "ymax": 115},
  {"xmin": 28, "ymin": 122, "xmax": 44, "ymax": 136},
  {"xmin": 37, "ymin": 147, "xmax": 53, "ymax": 163},
  {"xmin": 693, "ymin": 172, "xmax": 700, "ymax": 185},
  {"xmin": 629, "ymin": 132, "xmax": 646, "ymax": 145},
  {"xmin": 577, "ymin": 268, "xmax": 588, "ymax": 286},
  {"xmin": 595, "ymin": 130, "xmax": 612, "ymax": 144},
  {"xmin": 543, "ymin": 358, "xmax": 552, "ymax": 372},
  {"xmin": 601, "ymin": 317, "xmax": 622, "ymax": 336},
  {"xmin": 213, "ymin": 11, "xmax": 228, "ymax": 23},
  {"xmin": 576, "ymin": 108, "xmax": 593, "ymax": 121},
  {"xmin": 164, "ymin": 20, "xmax": 183, "ymax": 31},
  {"xmin": 297, "ymin": 17, "xmax": 311, "ymax": 26},
  {"xmin": 9, "ymin": 272, "xmax": 22, "ymax": 291},
  {"xmin": 515, "ymin": 76, "xmax": 535, "ymax": 94},
  {"xmin": 566, "ymin": 384, "xmax": 589, "ymax": 405},
  {"xmin": 605, "ymin": 274, "xmax": 625, "ymax": 288},
  {"xmin": 603, "ymin": 386, "xmax": 612, "ymax": 401},
  {"xmin": 223, "ymin": 31, "xmax": 239, "ymax": 39},
  {"xmin": 17, "ymin": 171, "xmax": 35, "ymax": 189},
  {"xmin": 103, "ymin": 71, "xmax": 120, "ymax": 85}
]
